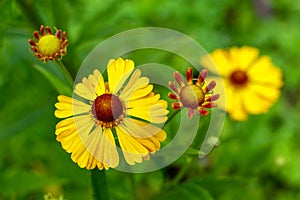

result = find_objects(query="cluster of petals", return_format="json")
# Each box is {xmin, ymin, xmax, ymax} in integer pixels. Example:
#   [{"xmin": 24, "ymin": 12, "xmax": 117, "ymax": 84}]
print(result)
[
  {"xmin": 201, "ymin": 46, "xmax": 283, "ymax": 120},
  {"xmin": 55, "ymin": 58, "xmax": 168, "ymax": 170}
]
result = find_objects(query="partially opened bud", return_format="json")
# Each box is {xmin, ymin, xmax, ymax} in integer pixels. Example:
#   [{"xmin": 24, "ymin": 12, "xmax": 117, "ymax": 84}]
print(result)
[
  {"xmin": 168, "ymin": 67, "xmax": 219, "ymax": 119},
  {"xmin": 29, "ymin": 25, "xmax": 68, "ymax": 62}
]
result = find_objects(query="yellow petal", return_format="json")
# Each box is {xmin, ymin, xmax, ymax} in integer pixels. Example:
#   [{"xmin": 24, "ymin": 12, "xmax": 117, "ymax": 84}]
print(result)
[
  {"xmin": 201, "ymin": 49, "xmax": 235, "ymax": 76},
  {"xmin": 201, "ymin": 46, "xmax": 260, "ymax": 77},
  {"xmin": 129, "ymin": 84, "xmax": 154, "ymax": 101},
  {"xmin": 241, "ymin": 84, "xmax": 280, "ymax": 114},
  {"xmin": 126, "ymin": 94, "xmax": 160, "ymax": 109},
  {"xmin": 119, "ymin": 73, "xmax": 150, "ymax": 101},
  {"xmin": 119, "ymin": 69, "xmax": 141, "ymax": 96},
  {"xmin": 121, "ymin": 118, "xmax": 165, "ymax": 139},
  {"xmin": 88, "ymin": 70, "xmax": 105, "ymax": 96},
  {"xmin": 247, "ymin": 56, "xmax": 283, "ymax": 87},
  {"xmin": 55, "ymin": 118, "xmax": 79, "ymax": 152},
  {"xmin": 70, "ymin": 141, "xmax": 87, "ymax": 166},
  {"xmin": 55, "ymin": 118, "xmax": 76, "ymax": 137},
  {"xmin": 83, "ymin": 126, "xmax": 102, "ymax": 153},
  {"xmin": 248, "ymin": 84, "xmax": 281, "ymax": 101},
  {"xmin": 74, "ymin": 70, "xmax": 105, "ymax": 100},
  {"xmin": 58, "ymin": 116, "xmax": 93, "ymax": 152},
  {"xmin": 120, "ymin": 119, "xmax": 166, "ymax": 153},
  {"xmin": 153, "ymin": 129, "xmax": 167, "ymax": 142},
  {"xmin": 107, "ymin": 58, "xmax": 134, "ymax": 94},
  {"xmin": 54, "ymin": 95, "xmax": 90, "ymax": 118},
  {"xmin": 228, "ymin": 46, "xmax": 260, "ymax": 70},
  {"xmin": 73, "ymin": 115, "xmax": 96, "ymax": 139},
  {"xmin": 241, "ymin": 89, "xmax": 270, "ymax": 115},
  {"xmin": 76, "ymin": 147, "xmax": 90, "ymax": 168},
  {"xmin": 216, "ymin": 78, "xmax": 247, "ymax": 121},
  {"xmin": 81, "ymin": 126, "xmax": 118, "ymax": 169},
  {"xmin": 228, "ymin": 90, "xmax": 248, "ymax": 121},
  {"xmin": 56, "ymin": 121, "xmax": 78, "ymax": 150},
  {"xmin": 74, "ymin": 82, "xmax": 95, "ymax": 101},
  {"xmin": 55, "ymin": 116, "xmax": 108, "ymax": 169},
  {"xmin": 115, "ymin": 126, "xmax": 148, "ymax": 165},
  {"xmin": 56, "ymin": 126, "xmax": 77, "ymax": 143},
  {"xmin": 69, "ymin": 139, "xmax": 104, "ymax": 170},
  {"xmin": 97, "ymin": 162, "xmax": 104, "ymax": 170},
  {"xmin": 135, "ymin": 137, "xmax": 160, "ymax": 153},
  {"xmin": 102, "ymin": 128, "xmax": 119, "ymax": 168},
  {"xmin": 70, "ymin": 138, "xmax": 105, "ymax": 170},
  {"xmin": 127, "ymin": 101, "xmax": 169, "ymax": 124},
  {"xmin": 157, "ymin": 99, "xmax": 168, "ymax": 109},
  {"xmin": 86, "ymin": 154, "xmax": 98, "ymax": 170}
]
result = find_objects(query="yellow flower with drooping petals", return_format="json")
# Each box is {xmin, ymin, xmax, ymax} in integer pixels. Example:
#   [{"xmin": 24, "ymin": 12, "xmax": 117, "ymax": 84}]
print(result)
[
  {"xmin": 201, "ymin": 46, "xmax": 283, "ymax": 121},
  {"xmin": 54, "ymin": 58, "xmax": 168, "ymax": 170}
]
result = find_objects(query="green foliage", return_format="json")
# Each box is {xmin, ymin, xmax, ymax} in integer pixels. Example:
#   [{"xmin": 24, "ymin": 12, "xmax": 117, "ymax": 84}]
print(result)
[
  {"xmin": 156, "ymin": 180, "xmax": 214, "ymax": 200},
  {"xmin": 1, "ymin": 0, "xmax": 300, "ymax": 199}
]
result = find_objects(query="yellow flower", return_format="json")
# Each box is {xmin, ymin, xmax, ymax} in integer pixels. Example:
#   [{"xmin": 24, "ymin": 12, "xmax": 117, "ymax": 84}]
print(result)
[
  {"xmin": 29, "ymin": 25, "xmax": 68, "ymax": 62},
  {"xmin": 201, "ymin": 46, "xmax": 283, "ymax": 121},
  {"xmin": 54, "ymin": 58, "xmax": 168, "ymax": 170},
  {"xmin": 168, "ymin": 67, "xmax": 219, "ymax": 119}
]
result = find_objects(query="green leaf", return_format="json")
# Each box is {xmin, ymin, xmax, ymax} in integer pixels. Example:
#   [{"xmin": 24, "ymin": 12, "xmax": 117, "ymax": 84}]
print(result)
[
  {"xmin": 194, "ymin": 176, "xmax": 260, "ymax": 200},
  {"xmin": 0, "ymin": 169, "xmax": 66, "ymax": 197},
  {"xmin": 155, "ymin": 181, "xmax": 213, "ymax": 200}
]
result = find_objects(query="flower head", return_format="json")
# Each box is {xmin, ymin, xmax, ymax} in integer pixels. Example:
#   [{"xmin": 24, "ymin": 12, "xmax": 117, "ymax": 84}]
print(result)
[
  {"xmin": 168, "ymin": 67, "xmax": 219, "ymax": 119},
  {"xmin": 54, "ymin": 58, "xmax": 168, "ymax": 170},
  {"xmin": 201, "ymin": 46, "xmax": 283, "ymax": 121},
  {"xmin": 29, "ymin": 25, "xmax": 68, "ymax": 62}
]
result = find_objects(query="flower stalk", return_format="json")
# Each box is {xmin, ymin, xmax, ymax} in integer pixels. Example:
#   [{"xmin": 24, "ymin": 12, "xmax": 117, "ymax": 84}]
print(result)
[
  {"xmin": 55, "ymin": 60, "xmax": 74, "ymax": 87},
  {"xmin": 166, "ymin": 156, "xmax": 193, "ymax": 189},
  {"xmin": 91, "ymin": 170, "xmax": 110, "ymax": 200}
]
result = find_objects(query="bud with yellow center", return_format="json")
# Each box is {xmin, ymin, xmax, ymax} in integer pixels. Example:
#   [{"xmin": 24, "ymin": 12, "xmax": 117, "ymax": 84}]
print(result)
[
  {"xmin": 168, "ymin": 67, "xmax": 219, "ymax": 119},
  {"xmin": 179, "ymin": 85, "xmax": 205, "ymax": 109},
  {"xmin": 38, "ymin": 35, "xmax": 61, "ymax": 56},
  {"xmin": 29, "ymin": 25, "xmax": 68, "ymax": 62}
]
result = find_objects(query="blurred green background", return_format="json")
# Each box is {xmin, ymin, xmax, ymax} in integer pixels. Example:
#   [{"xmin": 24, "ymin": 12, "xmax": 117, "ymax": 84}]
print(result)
[{"xmin": 1, "ymin": 0, "xmax": 300, "ymax": 199}]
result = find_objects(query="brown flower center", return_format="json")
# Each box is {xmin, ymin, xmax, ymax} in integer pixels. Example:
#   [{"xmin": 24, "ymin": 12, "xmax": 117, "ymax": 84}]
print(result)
[
  {"xmin": 92, "ymin": 94, "xmax": 125, "ymax": 127},
  {"xmin": 229, "ymin": 69, "xmax": 248, "ymax": 86},
  {"xmin": 179, "ymin": 85, "xmax": 205, "ymax": 109}
]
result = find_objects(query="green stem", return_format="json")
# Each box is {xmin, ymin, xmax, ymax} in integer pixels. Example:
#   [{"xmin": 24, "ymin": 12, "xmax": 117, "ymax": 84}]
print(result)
[
  {"xmin": 129, "ymin": 173, "xmax": 137, "ymax": 200},
  {"xmin": 167, "ymin": 156, "xmax": 193, "ymax": 188},
  {"xmin": 55, "ymin": 60, "xmax": 74, "ymax": 87},
  {"xmin": 91, "ymin": 170, "xmax": 110, "ymax": 200}
]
